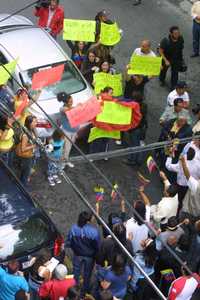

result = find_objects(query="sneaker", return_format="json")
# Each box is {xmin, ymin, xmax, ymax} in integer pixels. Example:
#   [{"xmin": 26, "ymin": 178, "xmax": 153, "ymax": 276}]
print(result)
[
  {"xmin": 190, "ymin": 53, "xmax": 199, "ymax": 58},
  {"xmin": 115, "ymin": 140, "xmax": 122, "ymax": 145},
  {"xmin": 66, "ymin": 162, "xmax": 74, "ymax": 168},
  {"xmin": 133, "ymin": 0, "xmax": 141, "ymax": 5},
  {"xmin": 48, "ymin": 176, "xmax": 55, "ymax": 186},
  {"xmin": 53, "ymin": 175, "xmax": 62, "ymax": 184},
  {"xmin": 104, "ymin": 157, "xmax": 108, "ymax": 161}
]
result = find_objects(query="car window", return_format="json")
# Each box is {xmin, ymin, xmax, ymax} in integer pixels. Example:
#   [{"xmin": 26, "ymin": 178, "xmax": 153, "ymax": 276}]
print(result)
[
  {"xmin": 0, "ymin": 215, "xmax": 53, "ymax": 261},
  {"xmin": 20, "ymin": 61, "xmax": 86, "ymax": 100}
]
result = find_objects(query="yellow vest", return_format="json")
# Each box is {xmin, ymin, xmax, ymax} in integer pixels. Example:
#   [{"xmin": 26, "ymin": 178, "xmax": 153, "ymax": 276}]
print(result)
[{"xmin": 0, "ymin": 128, "xmax": 14, "ymax": 151}]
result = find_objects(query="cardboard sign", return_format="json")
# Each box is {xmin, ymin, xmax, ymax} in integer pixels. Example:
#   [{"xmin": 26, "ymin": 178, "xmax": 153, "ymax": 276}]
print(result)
[
  {"xmin": 0, "ymin": 60, "xmax": 18, "ymax": 85},
  {"xmin": 128, "ymin": 55, "xmax": 162, "ymax": 76},
  {"xmin": 100, "ymin": 22, "xmax": 121, "ymax": 46},
  {"xmin": 94, "ymin": 73, "xmax": 123, "ymax": 96},
  {"xmin": 88, "ymin": 127, "xmax": 120, "ymax": 143},
  {"xmin": 63, "ymin": 19, "xmax": 96, "ymax": 42},
  {"xmin": 66, "ymin": 96, "xmax": 101, "ymax": 128},
  {"xmin": 96, "ymin": 101, "xmax": 132, "ymax": 125},
  {"xmin": 32, "ymin": 64, "xmax": 64, "ymax": 90}
]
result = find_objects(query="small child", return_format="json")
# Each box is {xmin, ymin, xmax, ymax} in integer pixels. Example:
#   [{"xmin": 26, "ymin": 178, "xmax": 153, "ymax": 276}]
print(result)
[{"xmin": 46, "ymin": 129, "xmax": 66, "ymax": 186}]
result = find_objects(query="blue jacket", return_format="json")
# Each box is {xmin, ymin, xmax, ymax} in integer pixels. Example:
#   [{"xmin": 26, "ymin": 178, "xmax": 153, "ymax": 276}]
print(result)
[{"xmin": 66, "ymin": 223, "xmax": 100, "ymax": 257}]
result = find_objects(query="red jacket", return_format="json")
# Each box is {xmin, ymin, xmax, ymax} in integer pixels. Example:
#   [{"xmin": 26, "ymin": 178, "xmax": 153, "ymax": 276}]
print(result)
[{"xmin": 34, "ymin": 6, "xmax": 64, "ymax": 36}]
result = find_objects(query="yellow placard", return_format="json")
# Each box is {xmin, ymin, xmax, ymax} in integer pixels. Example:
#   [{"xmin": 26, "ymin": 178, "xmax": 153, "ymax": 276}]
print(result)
[
  {"xmin": 100, "ymin": 22, "xmax": 121, "ymax": 46},
  {"xmin": 128, "ymin": 55, "xmax": 162, "ymax": 76},
  {"xmin": 88, "ymin": 127, "xmax": 120, "ymax": 143},
  {"xmin": 63, "ymin": 19, "xmax": 96, "ymax": 42},
  {"xmin": 96, "ymin": 101, "xmax": 132, "ymax": 125},
  {"xmin": 0, "ymin": 59, "xmax": 18, "ymax": 85},
  {"xmin": 94, "ymin": 73, "xmax": 123, "ymax": 96}
]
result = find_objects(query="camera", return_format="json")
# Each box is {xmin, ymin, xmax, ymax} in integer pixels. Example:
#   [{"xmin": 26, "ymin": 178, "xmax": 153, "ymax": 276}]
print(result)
[
  {"xmin": 192, "ymin": 104, "xmax": 200, "ymax": 115},
  {"xmin": 36, "ymin": 0, "xmax": 51, "ymax": 8}
]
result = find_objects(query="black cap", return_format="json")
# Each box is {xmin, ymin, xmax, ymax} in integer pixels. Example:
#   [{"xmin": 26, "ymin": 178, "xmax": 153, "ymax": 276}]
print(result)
[
  {"xmin": 176, "ymin": 81, "xmax": 187, "ymax": 89},
  {"xmin": 167, "ymin": 216, "xmax": 178, "ymax": 231}
]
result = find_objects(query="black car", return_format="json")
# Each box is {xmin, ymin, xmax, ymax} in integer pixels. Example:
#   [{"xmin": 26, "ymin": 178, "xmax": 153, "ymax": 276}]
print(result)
[{"xmin": 0, "ymin": 159, "xmax": 65, "ymax": 269}]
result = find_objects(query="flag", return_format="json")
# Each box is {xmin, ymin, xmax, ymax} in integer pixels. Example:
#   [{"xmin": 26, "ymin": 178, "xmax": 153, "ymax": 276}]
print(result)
[
  {"xmin": 111, "ymin": 183, "xmax": 119, "ymax": 201},
  {"xmin": 146, "ymin": 156, "xmax": 157, "ymax": 173},
  {"xmin": 94, "ymin": 186, "xmax": 104, "ymax": 202},
  {"xmin": 137, "ymin": 171, "xmax": 150, "ymax": 186}
]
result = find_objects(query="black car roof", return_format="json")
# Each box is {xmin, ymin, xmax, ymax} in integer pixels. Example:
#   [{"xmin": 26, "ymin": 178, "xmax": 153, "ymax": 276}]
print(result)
[{"xmin": 0, "ymin": 160, "xmax": 38, "ymax": 225}]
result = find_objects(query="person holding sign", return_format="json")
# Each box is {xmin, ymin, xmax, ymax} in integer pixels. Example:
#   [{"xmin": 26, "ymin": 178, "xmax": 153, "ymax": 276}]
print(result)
[
  {"xmin": 132, "ymin": 40, "xmax": 156, "ymax": 57},
  {"xmin": 57, "ymin": 92, "xmax": 77, "ymax": 168},
  {"xmin": 95, "ymin": 10, "xmax": 113, "ymax": 39},
  {"xmin": 66, "ymin": 41, "xmax": 91, "ymax": 70},
  {"xmin": 81, "ymin": 51, "xmax": 99, "ymax": 86},
  {"xmin": 34, "ymin": 0, "xmax": 64, "ymax": 39}
]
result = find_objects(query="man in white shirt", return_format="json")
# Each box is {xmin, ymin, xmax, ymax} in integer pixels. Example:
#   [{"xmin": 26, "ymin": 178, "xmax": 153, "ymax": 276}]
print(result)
[
  {"xmin": 181, "ymin": 156, "xmax": 200, "ymax": 217},
  {"xmin": 132, "ymin": 40, "xmax": 156, "ymax": 57},
  {"xmin": 182, "ymin": 133, "xmax": 200, "ymax": 161},
  {"xmin": 166, "ymin": 147, "xmax": 200, "ymax": 214},
  {"xmin": 167, "ymin": 81, "xmax": 190, "ymax": 108}
]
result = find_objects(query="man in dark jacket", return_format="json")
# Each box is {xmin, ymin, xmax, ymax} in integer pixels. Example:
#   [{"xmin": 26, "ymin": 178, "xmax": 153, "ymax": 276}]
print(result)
[
  {"xmin": 159, "ymin": 26, "xmax": 184, "ymax": 90},
  {"xmin": 66, "ymin": 211, "xmax": 100, "ymax": 296}
]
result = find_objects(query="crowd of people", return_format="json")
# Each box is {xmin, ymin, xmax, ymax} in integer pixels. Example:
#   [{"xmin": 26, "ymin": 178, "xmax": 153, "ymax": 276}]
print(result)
[{"xmin": 1, "ymin": 0, "xmax": 200, "ymax": 299}]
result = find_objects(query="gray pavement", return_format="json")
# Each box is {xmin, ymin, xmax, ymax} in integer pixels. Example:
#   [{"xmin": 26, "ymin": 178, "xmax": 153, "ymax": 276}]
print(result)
[{"xmin": 1, "ymin": 0, "xmax": 200, "ymax": 236}]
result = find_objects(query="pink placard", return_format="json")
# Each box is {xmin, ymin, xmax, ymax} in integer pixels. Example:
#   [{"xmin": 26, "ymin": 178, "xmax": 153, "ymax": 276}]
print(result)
[
  {"xmin": 66, "ymin": 96, "xmax": 101, "ymax": 128},
  {"xmin": 32, "ymin": 64, "xmax": 64, "ymax": 90}
]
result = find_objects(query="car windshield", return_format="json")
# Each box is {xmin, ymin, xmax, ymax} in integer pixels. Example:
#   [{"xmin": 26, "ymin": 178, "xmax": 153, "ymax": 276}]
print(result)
[
  {"xmin": 0, "ymin": 216, "xmax": 52, "ymax": 261},
  {"xmin": 20, "ymin": 61, "xmax": 86, "ymax": 100}
]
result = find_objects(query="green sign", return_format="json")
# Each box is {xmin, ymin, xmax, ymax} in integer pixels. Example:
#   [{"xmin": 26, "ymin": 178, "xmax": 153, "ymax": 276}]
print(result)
[
  {"xmin": 100, "ymin": 22, "xmax": 121, "ymax": 46},
  {"xmin": 94, "ymin": 73, "xmax": 123, "ymax": 96},
  {"xmin": 88, "ymin": 127, "xmax": 120, "ymax": 143},
  {"xmin": 128, "ymin": 55, "xmax": 162, "ymax": 76},
  {"xmin": 63, "ymin": 19, "xmax": 96, "ymax": 42}
]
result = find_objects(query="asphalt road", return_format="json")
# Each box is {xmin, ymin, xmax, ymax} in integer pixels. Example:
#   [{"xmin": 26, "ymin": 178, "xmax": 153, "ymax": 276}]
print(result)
[{"xmin": 1, "ymin": 0, "xmax": 200, "ymax": 236}]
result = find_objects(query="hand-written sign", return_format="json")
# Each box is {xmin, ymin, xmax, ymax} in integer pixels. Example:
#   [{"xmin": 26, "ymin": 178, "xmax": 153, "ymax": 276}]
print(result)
[
  {"xmin": 66, "ymin": 96, "xmax": 102, "ymax": 128},
  {"xmin": 128, "ymin": 55, "xmax": 162, "ymax": 76},
  {"xmin": 94, "ymin": 73, "xmax": 123, "ymax": 96},
  {"xmin": 100, "ymin": 22, "xmax": 121, "ymax": 46},
  {"xmin": 31, "ymin": 64, "xmax": 64, "ymax": 90},
  {"xmin": 96, "ymin": 101, "xmax": 132, "ymax": 125},
  {"xmin": 88, "ymin": 127, "xmax": 120, "ymax": 143},
  {"xmin": 0, "ymin": 59, "xmax": 18, "ymax": 85},
  {"xmin": 63, "ymin": 19, "xmax": 96, "ymax": 42}
]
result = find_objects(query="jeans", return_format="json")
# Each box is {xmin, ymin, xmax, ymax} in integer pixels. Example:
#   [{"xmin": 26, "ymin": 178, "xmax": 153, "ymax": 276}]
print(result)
[
  {"xmin": 128, "ymin": 127, "xmax": 143, "ymax": 164},
  {"xmin": 19, "ymin": 157, "xmax": 33, "ymax": 186},
  {"xmin": 193, "ymin": 20, "xmax": 200, "ymax": 55},
  {"xmin": 48, "ymin": 159, "xmax": 64, "ymax": 176},
  {"xmin": 90, "ymin": 138, "xmax": 109, "ymax": 154},
  {"xmin": 0, "ymin": 151, "xmax": 14, "ymax": 168},
  {"xmin": 73, "ymin": 255, "xmax": 95, "ymax": 296},
  {"xmin": 159, "ymin": 63, "xmax": 179, "ymax": 90}
]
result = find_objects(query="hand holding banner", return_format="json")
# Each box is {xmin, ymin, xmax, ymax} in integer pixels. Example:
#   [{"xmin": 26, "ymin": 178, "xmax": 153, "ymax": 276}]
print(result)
[
  {"xmin": 128, "ymin": 56, "xmax": 162, "ymax": 76},
  {"xmin": 100, "ymin": 22, "xmax": 121, "ymax": 46},
  {"xmin": 66, "ymin": 96, "xmax": 101, "ymax": 128},
  {"xmin": 88, "ymin": 127, "xmax": 120, "ymax": 143},
  {"xmin": 96, "ymin": 101, "xmax": 132, "ymax": 125},
  {"xmin": 94, "ymin": 73, "xmax": 123, "ymax": 96},
  {"xmin": 0, "ymin": 59, "xmax": 18, "ymax": 85},
  {"xmin": 32, "ymin": 64, "xmax": 64, "ymax": 90},
  {"xmin": 63, "ymin": 19, "xmax": 96, "ymax": 42}
]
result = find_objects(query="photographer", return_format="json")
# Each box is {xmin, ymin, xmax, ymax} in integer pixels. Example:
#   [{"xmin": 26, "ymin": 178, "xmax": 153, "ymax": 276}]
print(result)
[
  {"xmin": 34, "ymin": 0, "xmax": 64, "ymax": 39},
  {"xmin": 192, "ymin": 104, "xmax": 200, "ymax": 133}
]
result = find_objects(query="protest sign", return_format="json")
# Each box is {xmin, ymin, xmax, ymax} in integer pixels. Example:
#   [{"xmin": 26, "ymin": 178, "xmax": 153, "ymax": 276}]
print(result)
[
  {"xmin": 88, "ymin": 127, "xmax": 120, "ymax": 143},
  {"xmin": 96, "ymin": 101, "xmax": 132, "ymax": 125},
  {"xmin": 32, "ymin": 64, "xmax": 64, "ymax": 90},
  {"xmin": 0, "ymin": 59, "xmax": 18, "ymax": 85},
  {"xmin": 14, "ymin": 96, "xmax": 29, "ymax": 118},
  {"xmin": 66, "ymin": 96, "xmax": 101, "ymax": 128},
  {"xmin": 94, "ymin": 73, "xmax": 123, "ymax": 96},
  {"xmin": 100, "ymin": 22, "xmax": 121, "ymax": 46},
  {"xmin": 128, "ymin": 55, "xmax": 162, "ymax": 76},
  {"xmin": 63, "ymin": 19, "xmax": 96, "ymax": 42}
]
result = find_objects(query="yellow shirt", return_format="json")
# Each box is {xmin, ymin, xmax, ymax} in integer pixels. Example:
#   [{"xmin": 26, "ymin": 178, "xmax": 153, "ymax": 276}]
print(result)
[{"xmin": 0, "ymin": 128, "xmax": 14, "ymax": 151}]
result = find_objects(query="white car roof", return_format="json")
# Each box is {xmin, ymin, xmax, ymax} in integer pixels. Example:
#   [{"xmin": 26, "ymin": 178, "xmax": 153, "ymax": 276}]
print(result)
[
  {"xmin": 0, "ymin": 26, "xmax": 68, "ymax": 71},
  {"xmin": 0, "ymin": 14, "xmax": 33, "ymax": 27}
]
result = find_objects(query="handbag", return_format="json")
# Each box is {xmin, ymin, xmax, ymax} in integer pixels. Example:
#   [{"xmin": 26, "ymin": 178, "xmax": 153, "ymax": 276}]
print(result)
[
  {"xmin": 178, "ymin": 59, "xmax": 187, "ymax": 73},
  {"xmin": 15, "ymin": 134, "xmax": 33, "ymax": 158}
]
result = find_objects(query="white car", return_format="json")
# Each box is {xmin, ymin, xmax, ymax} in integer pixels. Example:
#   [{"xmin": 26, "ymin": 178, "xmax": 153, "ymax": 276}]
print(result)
[{"xmin": 0, "ymin": 14, "xmax": 93, "ymax": 137}]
